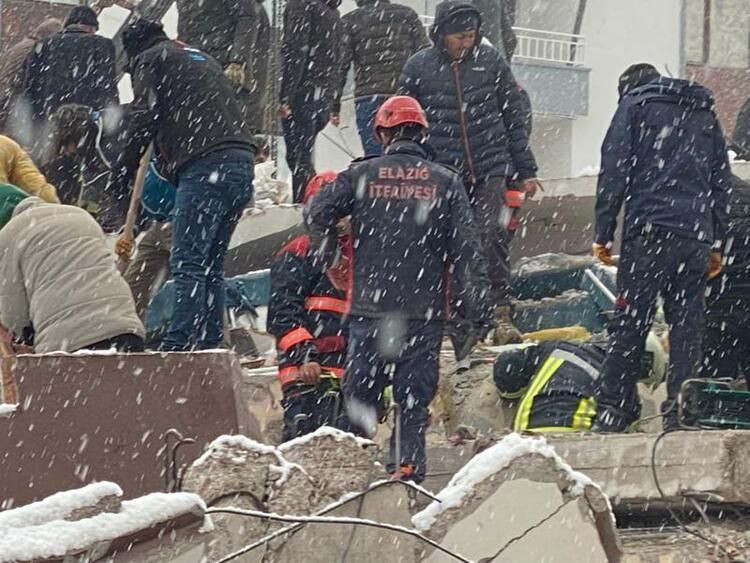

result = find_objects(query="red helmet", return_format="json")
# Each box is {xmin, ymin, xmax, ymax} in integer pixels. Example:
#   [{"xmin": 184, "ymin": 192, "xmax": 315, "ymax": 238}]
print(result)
[
  {"xmin": 303, "ymin": 170, "xmax": 338, "ymax": 204},
  {"xmin": 373, "ymin": 96, "xmax": 428, "ymax": 137}
]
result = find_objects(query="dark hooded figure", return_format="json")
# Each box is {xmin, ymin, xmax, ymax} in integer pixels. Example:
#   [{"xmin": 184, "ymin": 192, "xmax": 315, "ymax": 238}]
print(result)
[
  {"xmin": 23, "ymin": 6, "xmax": 118, "ymax": 157},
  {"xmin": 731, "ymin": 96, "xmax": 750, "ymax": 160},
  {"xmin": 397, "ymin": 0, "xmax": 540, "ymax": 346},
  {"xmin": 0, "ymin": 18, "xmax": 63, "ymax": 134},
  {"xmin": 176, "ymin": 0, "xmax": 270, "ymax": 132},
  {"xmin": 279, "ymin": 0, "xmax": 343, "ymax": 202},
  {"xmin": 593, "ymin": 64, "xmax": 733, "ymax": 431},
  {"xmin": 701, "ymin": 174, "xmax": 750, "ymax": 387},
  {"xmin": 116, "ymin": 19, "xmax": 256, "ymax": 352},
  {"xmin": 339, "ymin": 0, "xmax": 430, "ymax": 156},
  {"xmin": 471, "ymin": 0, "xmax": 517, "ymax": 58}
]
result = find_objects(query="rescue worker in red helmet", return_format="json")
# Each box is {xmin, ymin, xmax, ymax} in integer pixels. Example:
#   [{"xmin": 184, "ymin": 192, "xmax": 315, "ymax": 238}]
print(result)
[
  {"xmin": 268, "ymin": 170, "xmax": 352, "ymax": 441},
  {"xmin": 306, "ymin": 95, "xmax": 493, "ymax": 482}
]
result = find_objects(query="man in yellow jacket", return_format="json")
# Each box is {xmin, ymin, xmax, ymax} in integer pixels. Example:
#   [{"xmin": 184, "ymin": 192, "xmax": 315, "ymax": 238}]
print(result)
[{"xmin": 0, "ymin": 135, "xmax": 59, "ymax": 203}]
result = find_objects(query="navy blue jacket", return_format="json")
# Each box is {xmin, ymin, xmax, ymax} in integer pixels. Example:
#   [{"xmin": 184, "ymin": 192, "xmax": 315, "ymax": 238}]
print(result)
[
  {"xmin": 595, "ymin": 78, "xmax": 732, "ymax": 246},
  {"xmin": 397, "ymin": 43, "xmax": 536, "ymax": 186},
  {"xmin": 306, "ymin": 141, "xmax": 493, "ymax": 325},
  {"xmin": 707, "ymin": 176, "xmax": 750, "ymax": 307}
]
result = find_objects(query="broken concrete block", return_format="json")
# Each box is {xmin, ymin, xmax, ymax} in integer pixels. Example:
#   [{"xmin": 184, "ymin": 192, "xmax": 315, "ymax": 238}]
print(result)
[
  {"xmin": 269, "ymin": 481, "xmax": 419, "ymax": 563},
  {"xmin": 414, "ymin": 433, "xmax": 621, "ymax": 563},
  {"xmin": 0, "ymin": 482, "xmax": 122, "ymax": 527},
  {"xmin": 0, "ymin": 489, "xmax": 206, "ymax": 563},
  {"xmin": 277, "ymin": 427, "xmax": 380, "ymax": 512},
  {"xmin": 181, "ymin": 434, "xmax": 303, "ymax": 560},
  {"xmin": 0, "ymin": 351, "xmax": 253, "ymax": 507},
  {"xmin": 237, "ymin": 369, "xmax": 285, "ymax": 445}
]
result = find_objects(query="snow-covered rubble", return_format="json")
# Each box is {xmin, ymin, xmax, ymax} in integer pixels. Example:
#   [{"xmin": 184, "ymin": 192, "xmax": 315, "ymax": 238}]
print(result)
[
  {"xmin": 0, "ymin": 491, "xmax": 205, "ymax": 562},
  {"xmin": 413, "ymin": 433, "xmax": 620, "ymax": 563},
  {"xmin": 0, "ymin": 482, "xmax": 121, "ymax": 529},
  {"xmin": 413, "ymin": 433, "xmax": 593, "ymax": 532}
]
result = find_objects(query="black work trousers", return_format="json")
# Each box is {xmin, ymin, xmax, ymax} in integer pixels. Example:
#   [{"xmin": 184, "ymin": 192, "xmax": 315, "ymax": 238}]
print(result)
[
  {"xmin": 468, "ymin": 177, "xmax": 513, "ymax": 307},
  {"xmin": 282, "ymin": 94, "xmax": 329, "ymax": 203},
  {"xmin": 598, "ymin": 231, "xmax": 710, "ymax": 421}
]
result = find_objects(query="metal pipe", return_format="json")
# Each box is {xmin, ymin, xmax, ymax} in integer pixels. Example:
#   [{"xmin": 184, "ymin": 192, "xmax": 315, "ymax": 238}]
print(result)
[{"xmin": 583, "ymin": 268, "xmax": 617, "ymax": 304}]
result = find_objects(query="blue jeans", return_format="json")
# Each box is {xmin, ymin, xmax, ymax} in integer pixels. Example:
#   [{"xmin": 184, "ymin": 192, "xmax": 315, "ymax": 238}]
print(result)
[
  {"xmin": 160, "ymin": 148, "xmax": 254, "ymax": 351},
  {"xmin": 338, "ymin": 317, "xmax": 443, "ymax": 483},
  {"xmin": 354, "ymin": 95, "xmax": 387, "ymax": 157}
]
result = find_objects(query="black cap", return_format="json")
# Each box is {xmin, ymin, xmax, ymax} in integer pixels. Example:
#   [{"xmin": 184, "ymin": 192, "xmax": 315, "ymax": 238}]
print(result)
[
  {"xmin": 122, "ymin": 19, "xmax": 169, "ymax": 60},
  {"xmin": 65, "ymin": 6, "xmax": 99, "ymax": 29}
]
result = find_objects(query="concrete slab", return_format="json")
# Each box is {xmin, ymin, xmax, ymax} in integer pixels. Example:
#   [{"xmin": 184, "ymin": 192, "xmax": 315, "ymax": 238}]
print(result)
[
  {"xmin": 415, "ymin": 434, "xmax": 621, "ymax": 563},
  {"xmin": 0, "ymin": 351, "xmax": 251, "ymax": 507}
]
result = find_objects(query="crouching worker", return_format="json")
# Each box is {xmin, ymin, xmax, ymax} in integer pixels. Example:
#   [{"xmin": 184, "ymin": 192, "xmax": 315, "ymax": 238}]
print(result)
[
  {"xmin": 307, "ymin": 96, "xmax": 493, "ymax": 482},
  {"xmin": 0, "ymin": 184, "xmax": 145, "ymax": 353},
  {"xmin": 496, "ymin": 333, "xmax": 666, "ymax": 433},
  {"xmin": 268, "ymin": 172, "xmax": 350, "ymax": 441}
]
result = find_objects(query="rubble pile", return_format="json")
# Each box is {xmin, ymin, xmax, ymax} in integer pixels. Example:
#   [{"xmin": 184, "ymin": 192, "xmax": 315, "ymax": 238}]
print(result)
[{"xmin": 0, "ymin": 431, "xmax": 623, "ymax": 562}]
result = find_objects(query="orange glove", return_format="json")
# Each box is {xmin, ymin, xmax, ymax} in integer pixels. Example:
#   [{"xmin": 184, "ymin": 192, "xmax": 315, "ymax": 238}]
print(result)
[
  {"xmin": 115, "ymin": 232, "xmax": 135, "ymax": 260},
  {"xmin": 592, "ymin": 243, "xmax": 615, "ymax": 266},
  {"xmin": 708, "ymin": 251, "xmax": 722, "ymax": 280}
]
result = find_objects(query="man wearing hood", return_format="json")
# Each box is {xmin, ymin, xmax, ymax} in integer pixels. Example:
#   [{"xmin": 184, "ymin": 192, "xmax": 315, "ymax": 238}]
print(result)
[
  {"xmin": 592, "ymin": 63, "xmax": 733, "ymax": 431},
  {"xmin": 280, "ymin": 0, "xmax": 343, "ymax": 202},
  {"xmin": 397, "ymin": 1, "xmax": 540, "ymax": 346},
  {"xmin": 0, "ymin": 18, "xmax": 62, "ymax": 135},
  {"xmin": 339, "ymin": 0, "xmax": 429, "ymax": 157},
  {"xmin": 0, "ymin": 184, "xmax": 144, "ymax": 354},
  {"xmin": 116, "ymin": 20, "xmax": 255, "ymax": 351},
  {"xmin": 176, "ymin": 0, "xmax": 270, "ymax": 133}
]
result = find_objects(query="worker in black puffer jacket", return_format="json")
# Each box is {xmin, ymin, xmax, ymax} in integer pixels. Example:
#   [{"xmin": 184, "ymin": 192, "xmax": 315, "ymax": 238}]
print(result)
[{"xmin": 397, "ymin": 1, "xmax": 540, "ymax": 346}]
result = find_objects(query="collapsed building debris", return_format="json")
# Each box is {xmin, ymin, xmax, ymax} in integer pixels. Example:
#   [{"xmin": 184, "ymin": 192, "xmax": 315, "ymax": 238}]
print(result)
[{"xmin": 0, "ymin": 430, "xmax": 624, "ymax": 562}]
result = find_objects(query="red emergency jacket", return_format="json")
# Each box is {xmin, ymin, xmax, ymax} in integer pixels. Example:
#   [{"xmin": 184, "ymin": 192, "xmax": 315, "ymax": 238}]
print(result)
[{"xmin": 268, "ymin": 234, "xmax": 350, "ymax": 386}]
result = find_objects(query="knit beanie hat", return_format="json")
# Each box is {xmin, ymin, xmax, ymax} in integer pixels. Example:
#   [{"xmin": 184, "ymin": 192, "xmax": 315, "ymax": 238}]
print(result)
[
  {"xmin": 122, "ymin": 19, "xmax": 169, "ymax": 61},
  {"xmin": 65, "ymin": 6, "xmax": 99, "ymax": 29},
  {"xmin": 0, "ymin": 184, "xmax": 30, "ymax": 232},
  {"xmin": 441, "ymin": 11, "xmax": 480, "ymax": 35}
]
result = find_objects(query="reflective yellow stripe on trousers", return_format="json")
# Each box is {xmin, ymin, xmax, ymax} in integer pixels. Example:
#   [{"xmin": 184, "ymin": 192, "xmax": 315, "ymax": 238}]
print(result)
[{"xmin": 513, "ymin": 357, "xmax": 565, "ymax": 432}]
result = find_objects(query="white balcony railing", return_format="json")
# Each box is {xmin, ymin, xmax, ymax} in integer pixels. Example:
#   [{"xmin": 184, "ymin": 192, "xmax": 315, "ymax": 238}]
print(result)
[
  {"xmin": 513, "ymin": 27, "xmax": 586, "ymax": 66},
  {"xmin": 417, "ymin": 18, "xmax": 586, "ymax": 66}
]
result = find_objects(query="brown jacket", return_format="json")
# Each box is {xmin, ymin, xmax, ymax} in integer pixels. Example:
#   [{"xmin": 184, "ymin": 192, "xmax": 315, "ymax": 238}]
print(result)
[{"xmin": 0, "ymin": 136, "xmax": 58, "ymax": 203}]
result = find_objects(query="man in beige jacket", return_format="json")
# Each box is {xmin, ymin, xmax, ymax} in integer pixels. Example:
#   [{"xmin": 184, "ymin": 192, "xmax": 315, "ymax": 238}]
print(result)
[
  {"xmin": 0, "ymin": 184, "xmax": 144, "ymax": 353},
  {"xmin": 0, "ymin": 135, "xmax": 59, "ymax": 203}
]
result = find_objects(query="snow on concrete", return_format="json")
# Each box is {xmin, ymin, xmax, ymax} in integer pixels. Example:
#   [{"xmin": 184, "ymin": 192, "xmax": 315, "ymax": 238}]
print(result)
[
  {"xmin": 192, "ymin": 434, "xmax": 281, "ymax": 467},
  {"xmin": 277, "ymin": 425, "xmax": 375, "ymax": 452},
  {"xmin": 412, "ymin": 433, "xmax": 594, "ymax": 532},
  {"xmin": 0, "ymin": 492, "xmax": 205, "ymax": 562},
  {"xmin": 0, "ymin": 482, "xmax": 122, "ymax": 530},
  {"xmin": 0, "ymin": 404, "xmax": 16, "ymax": 417}
]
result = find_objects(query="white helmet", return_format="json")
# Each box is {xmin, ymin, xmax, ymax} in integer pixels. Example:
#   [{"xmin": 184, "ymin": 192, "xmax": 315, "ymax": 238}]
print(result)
[{"xmin": 641, "ymin": 331, "xmax": 668, "ymax": 388}]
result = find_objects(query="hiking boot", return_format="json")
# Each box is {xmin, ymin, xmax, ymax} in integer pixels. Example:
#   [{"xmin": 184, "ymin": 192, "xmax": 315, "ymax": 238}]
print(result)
[
  {"xmin": 591, "ymin": 407, "xmax": 631, "ymax": 433},
  {"xmin": 492, "ymin": 305, "xmax": 523, "ymax": 345}
]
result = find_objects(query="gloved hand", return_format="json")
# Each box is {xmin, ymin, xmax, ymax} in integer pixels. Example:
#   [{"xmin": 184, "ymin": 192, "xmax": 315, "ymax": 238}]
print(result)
[
  {"xmin": 298, "ymin": 362, "xmax": 322, "ymax": 386},
  {"xmin": 224, "ymin": 63, "xmax": 246, "ymax": 87},
  {"xmin": 592, "ymin": 243, "xmax": 615, "ymax": 266},
  {"xmin": 115, "ymin": 232, "xmax": 135, "ymax": 260},
  {"xmin": 708, "ymin": 251, "xmax": 722, "ymax": 280},
  {"xmin": 521, "ymin": 177, "xmax": 543, "ymax": 199}
]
